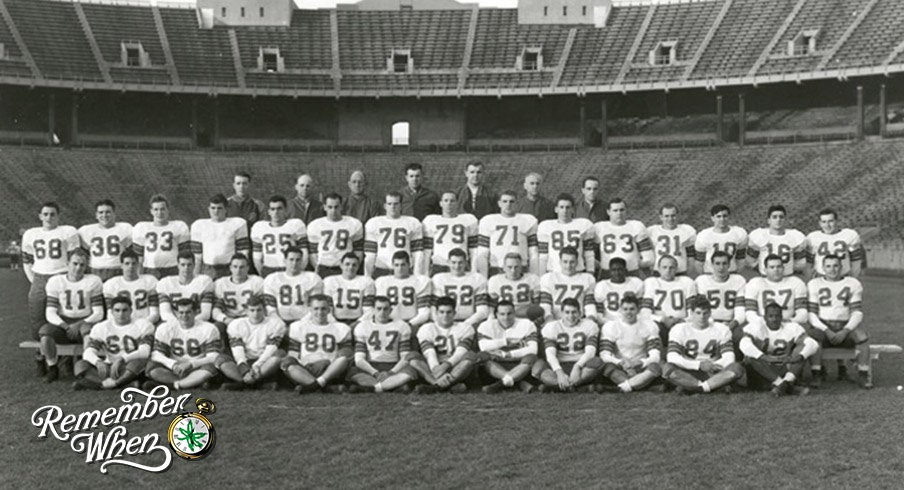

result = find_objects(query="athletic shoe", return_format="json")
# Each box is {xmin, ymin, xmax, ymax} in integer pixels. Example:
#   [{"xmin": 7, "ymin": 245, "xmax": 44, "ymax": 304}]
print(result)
[
  {"xmin": 413, "ymin": 384, "xmax": 439, "ymax": 395},
  {"xmin": 72, "ymin": 379, "xmax": 95, "ymax": 391},
  {"xmin": 294, "ymin": 384, "xmax": 320, "ymax": 394},
  {"xmin": 517, "ymin": 380, "xmax": 536, "ymax": 394},
  {"xmin": 481, "ymin": 382, "xmax": 504, "ymax": 394},
  {"xmin": 42, "ymin": 365, "xmax": 59, "ymax": 384},
  {"xmin": 789, "ymin": 385, "xmax": 810, "ymax": 396},
  {"xmin": 770, "ymin": 382, "xmax": 788, "ymax": 398},
  {"xmin": 141, "ymin": 380, "xmax": 162, "ymax": 391},
  {"xmin": 810, "ymin": 368, "xmax": 826, "ymax": 389},
  {"xmin": 324, "ymin": 384, "xmax": 348, "ymax": 394},
  {"xmin": 396, "ymin": 383, "xmax": 413, "ymax": 394},
  {"xmin": 222, "ymin": 382, "xmax": 246, "ymax": 391},
  {"xmin": 537, "ymin": 384, "xmax": 556, "ymax": 394},
  {"xmin": 348, "ymin": 384, "xmax": 374, "ymax": 394},
  {"xmin": 718, "ymin": 385, "xmax": 733, "ymax": 395},
  {"xmin": 448, "ymin": 383, "xmax": 468, "ymax": 394},
  {"xmin": 35, "ymin": 359, "xmax": 47, "ymax": 378},
  {"xmin": 837, "ymin": 364, "xmax": 848, "ymax": 381},
  {"xmin": 858, "ymin": 371, "xmax": 873, "ymax": 389}
]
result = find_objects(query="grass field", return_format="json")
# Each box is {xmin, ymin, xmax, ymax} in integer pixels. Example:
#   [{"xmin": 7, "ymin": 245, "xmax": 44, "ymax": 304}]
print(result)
[{"xmin": 1, "ymin": 269, "xmax": 903, "ymax": 488}]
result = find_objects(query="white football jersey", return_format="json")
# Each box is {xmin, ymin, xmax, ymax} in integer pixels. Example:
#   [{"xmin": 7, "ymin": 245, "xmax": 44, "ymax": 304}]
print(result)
[
  {"xmin": 593, "ymin": 277, "xmax": 645, "ymax": 321},
  {"xmin": 668, "ymin": 321, "xmax": 734, "ymax": 363},
  {"xmin": 478, "ymin": 213, "xmax": 539, "ymax": 270},
  {"xmin": 642, "ymin": 276, "xmax": 696, "ymax": 320},
  {"xmin": 79, "ymin": 223, "xmax": 133, "ymax": 270},
  {"xmin": 422, "ymin": 214, "xmax": 479, "ymax": 267},
  {"xmin": 742, "ymin": 321, "xmax": 807, "ymax": 357},
  {"xmin": 374, "ymin": 274, "xmax": 432, "ymax": 322},
  {"xmin": 539, "ymin": 271, "xmax": 596, "ymax": 319},
  {"xmin": 323, "ymin": 275, "xmax": 375, "ymax": 322},
  {"xmin": 353, "ymin": 318, "xmax": 411, "ymax": 363},
  {"xmin": 748, "ymin": 228, "xmax": 806, "ymax": 276},
  {"xmin": 476, "ymin": 318, "xmax": 538, "ymax": 356},
  {"xmin": 288, "ymin": 319, "xmax": 353, "ymax": 363},
  {"xmin": 262, "ymin": 271, "xmax": 323, "ymax": 322},
  {"xmin": 694, "ymin": 274, "xmax": 746, "ymax": 324},
  {"xmin": 21, "ymin": 225, "xmax": 80, "ymax": 275},
  {"xmin": 486, "ymin": 273, "xmax": 541, "ymax": 317},
  {"xmin": 132, "ymin": 220, "xmax": 191, "ymax": 269},
  {"xmin": 227, "ymin": 316, "xmax": 287, "ymax": 360},
  {"xmin": 541, "ymin": 318, "xmax": 599, "ymax": 363},
  {"xmin": 744, "ymin": 276, "xmax": 808, "ymax": 320},
  {"xmin": 537, "ymin": 218, "xmax": 595, "ymax": 273},
  {"xmin": 45, "ymin": 274, "xmax": 104, "ymax": 319},
  {"xmin": 153, "ymin": 320, "xmax": 221, "ymax": 361},
  {"xmin": 806, "ymin": 229, "xmax": 862, "ymax": 276},
  {"xmin": 594, "ymin": 220, "xmax": 651, "ymax": 272},
  {"xmin": 694, "ymin": 226, "xmax": 748, "ymax": 274},
  {"xmin": 250, "ymin": 219, "xmax": 307, "ymax": 269},
  {"xmin": 599, "ymin": 318, "xmax": 660, "ymax": 364},
  {"xmin": 213, "ymin": 275, "xmax": 265, "ymax": 318},
  {"xmin": 364, "ymin": 215, "xmax": 423, "ymax": 271},
  {"xmin": 190, "ymin": 217, "xmax": 249, "ymax": 266},
  {"xmin": 156, "ymin": 275, "xmax": 215, "ymax": 308},
  {"xmin": 85, "ymin": 318, "xmax": 155, "ymax": 362},
  {"xmin": 431, "ymin": 272, "xmax": 488, "ymax": 320},
  {"xmin": 647, "ymin": 224, "xmax": 696, "ymax": 274},
  {"xmin": 417, "ymin": 322, "xmax": 476, "ymax": 362},
  {"xmin": 103, "ymin": 274, "xmax": 159, "ymax": 320},
  {"xmin": 307, "ymin": 216, "xmax": 364, "ymax": 268},
  {"xmin": 807, "ymin": 276, "xmax": 863, "ymax": 322}
]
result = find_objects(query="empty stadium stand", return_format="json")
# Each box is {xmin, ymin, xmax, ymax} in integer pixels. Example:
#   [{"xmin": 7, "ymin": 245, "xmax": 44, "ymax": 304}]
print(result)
[{"xmin": 2, "ymin": 140, "xmax": 903, "ymax": 250}]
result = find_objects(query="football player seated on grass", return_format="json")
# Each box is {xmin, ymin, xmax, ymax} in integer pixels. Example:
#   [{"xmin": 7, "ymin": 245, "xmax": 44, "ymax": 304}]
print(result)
[
  {"xmin": 599, "ymin": 295, "xmax": 663, "ymax": 393},
  {"xmin": 145, "ymin": 299, "xmax": 221, "ymax": 391},
  {"xmin": 103, "ymin": 249, "xmax": 160, "ymax": 324},
  {"xmin": 477, "ymin": 300, "xmax": 540, "ymax": 394},
  {"xmin": 408, "ymin": 296, "xmax": 478, "ymax": 394},
  {"xmin": 74, "ymin": 297, "xmax": 154, "ymax": 390},
  {"xmin": 373, "ymin": 251, "xmax": 432, "ymax": 333},
  {"xmin": 281, "ymin": 295, "xmax": 352, "ymax": 394},
  {"xmin": 534, "ymin": 298, "xmax": 603, "ymax": 393},
  {"xmin": 211, "ymin": 254, "xmax": 264, "ymax": 340},
  {"xmin": 641, "ymin": 254, "xmax": 696, "ymax": 348},
  {"xmin": 217, "ymin": 295, "xmax": 287, "ymax": 391},
  {"xmin": 39, "ymin": 250, "xmax": 105, "ymax": 383},
  {"xmin": 739, "ymin": 302, "xmax": 818, "ymax": 397},
  {"xmin": 807, "ymin": 254, "xmax": 870, "ymax": 388},
  {"xmin": 430, "ymin": 248, "xmax": 488, "ymax": 329},
  {"xmin": 662, "ymin": 297, "xmax": 743, "ymax": 394},
  {"xmin": 156, "ymin": 251, "xmax": 215, "ymax": 323},
  {"xmin": 348, "ymin": 296, "xmax": 418, "ymax": 393}
]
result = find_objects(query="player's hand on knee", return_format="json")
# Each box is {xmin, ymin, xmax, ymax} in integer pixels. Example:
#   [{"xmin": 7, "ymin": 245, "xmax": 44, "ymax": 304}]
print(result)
[
  {"xmin": 110, "ymin": 358, "xmax": 125, "ymax": 378},
  {"xmin": 173, "ymin": 361, "xmax": 191, "ymax": 377},
  {"xmin": 376, "ymin": 371, "xmax": 391, "ymax": 382},
  {"xmin": 699, "ymin": 360, "xmax": 716, "ymax": 374}
]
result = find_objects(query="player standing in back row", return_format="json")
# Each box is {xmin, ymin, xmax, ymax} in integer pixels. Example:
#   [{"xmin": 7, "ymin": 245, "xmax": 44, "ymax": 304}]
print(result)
[
  {"xmin": 78, "ymin": 199, "xmax": 132, "ymax": 282},
  {"xmin": 806, "ymin": 209, "xmax": 863, "ymax": 278},
  {"xmin": 365, "ymin": 192, "xmax": 424, "ymax": 278},
  {"xmin": 647, "ymin": 204, "xmax": 696, "ymax": 276},
  {"xmin": 747, "ymin": 205, "xmax": 806, "ymax": 277},
  {"xmin": 250, "ymin": 195, "xmax": 308, "ymax": 277},
  {"xmin": 476, "ymin": 190, "xmax": 539, "ymax": 276},
  {"xmin": 594, "ymin": 198, "xmax": 653, "ymax": 279},
  {"xmin": 132, "ymin": 194, "xmax": 191, "ymax": 279},
  {"xmin": 422, "ymin": 191, "xmax": 478, "ymax": 275},
  {"xmin": 537, "ymin": 193, "xmax": 595, "ymax": 275},
  {"xmin": 191, "ymin": 194, "xmax": 250, "ymax": 279},
  {"xmin": 307, "ymin": 193, "xmax": 364, "ymax": 278},
  {"xmin": 694, "ymin": 204, "xmax": 747, "ymax": 275}
]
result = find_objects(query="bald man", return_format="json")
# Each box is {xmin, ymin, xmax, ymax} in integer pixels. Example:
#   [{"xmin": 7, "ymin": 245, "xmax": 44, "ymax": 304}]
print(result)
[
  {"xmin": 344, "ymin": 170, "xmax": 383, "ymax": 225},
  {"xmin": 288, "ymin": 174, "xmax": 325, "ymax": 225},
  {"xmin": 515, "ymin": 173, "xmax": 555, "ymax": 222}
]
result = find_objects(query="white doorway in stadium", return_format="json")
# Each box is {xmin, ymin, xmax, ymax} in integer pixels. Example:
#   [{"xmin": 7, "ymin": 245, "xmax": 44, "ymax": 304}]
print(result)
[{"xmin": 391, "ymin": 121, "xmax": 410, "ymax": 146}]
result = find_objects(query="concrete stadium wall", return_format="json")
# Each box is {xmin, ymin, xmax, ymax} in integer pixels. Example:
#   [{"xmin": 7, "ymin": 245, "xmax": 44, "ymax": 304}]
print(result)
[{"xmin": 337, "ymin": 98, "xmax": 464, "ymax": 146}]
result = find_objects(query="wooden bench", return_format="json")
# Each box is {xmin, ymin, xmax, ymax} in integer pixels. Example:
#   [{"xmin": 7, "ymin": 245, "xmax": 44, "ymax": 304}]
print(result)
[
  {"xmin": 18, "ymin": 340, "xmax": 83, "ymax": 358},
  {"xmin": 822, "ymin": 344, "xmax": 903, "ymax": 385}
]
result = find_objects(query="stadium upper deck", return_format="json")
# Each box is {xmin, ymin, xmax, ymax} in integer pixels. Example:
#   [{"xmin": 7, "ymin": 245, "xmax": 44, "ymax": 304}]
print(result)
[{"xmin": 0, "ymin": 0, "xmax": 903, "ymax": 96}]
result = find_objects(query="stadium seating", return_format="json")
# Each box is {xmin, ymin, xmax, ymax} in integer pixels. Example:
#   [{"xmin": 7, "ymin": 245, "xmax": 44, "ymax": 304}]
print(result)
[
  {"xmin": 560, "ymin": 5, "xmax": 649, "ymax": 87},
  {"xmin": 158, "ymin": 7, "xmax": 237, "ymax": 86},
  {"xmin": 756, "ymin": 0, "xmax": 874, "ymax": 76},
  {"xmin": 80, "ymin": 3, "xmax": 168, "ymax": 85},
  {"xmin": 470, "ymin": 9, "xmax": 572, "ymax": 69},
  {"xmin": 2, "ymin": 140, "xmax": 903, "ymax": 248},
  {"xmin": 337, "ymin": 10, "xmax": 470, "ymax": 71},
  {"xmin": 234, "ymin": 10, "xmax": 332, "ymax": 71},
  {"xmin": 690, "ymin": 0, "xmax": 795, "ymax": 79},
  {"xmin": 3, "ymin": 0, "xmax": 102, "ymax": 80}
]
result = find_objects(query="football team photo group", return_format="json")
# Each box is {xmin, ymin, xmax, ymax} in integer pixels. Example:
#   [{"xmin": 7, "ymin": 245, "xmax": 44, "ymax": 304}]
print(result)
[{"xmin": 20, "ymin": 162, "xmax": 875, "ymax": 398}]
